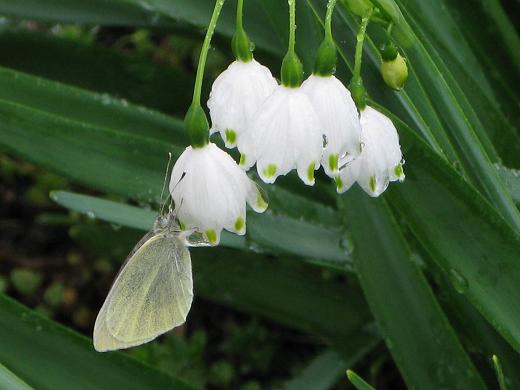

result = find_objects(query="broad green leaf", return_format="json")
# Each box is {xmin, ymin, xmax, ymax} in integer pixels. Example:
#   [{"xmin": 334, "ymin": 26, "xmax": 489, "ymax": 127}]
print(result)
[
  {"xmin": 0, "ymin": 0, "xmax": 283, "ymax": 55},
  {"xmin": 339, "ymin": 189, "xmax": 486, "ymax": 389},
  {"xmin": 0, "ymin": 294, "xmax": 195, "ymax": 390},
  {"xmin": 193, "ymin": 247, "xmax": 375, "ymax": 354},
  {"xmin": 394, "ymin": 0, "xmax": 520, "ymax": 207},
  {"xmin": 0, "ymin": 363, "xmax": 33, "ymax": 390},
  {"xmin": 0, "ymin": 98, "xmax": 176, "ymax": 204},
  {"xmin": 50, "ymin": 190, "xmax": 349, "ymax": 269},
  {"xmin": 0, "ymin": 66, "xmax": 184, "ymax": 144},
  {"xmin": 50, "ymin": 190, "xmax": 247, "ymax": 250},
  {"xmin": 387, "ymin": 130, "xmax": 520, "ymax": 353},
  {"xmin": 0, "ymin": 28, "xmax": 194, "ymax": 117},
  {"xmin": 283, "ymin": 350, "xmax": 346, "ymax": 390},
  {"xmin": 497, "ymin": 165, "xmax": 520, "ymax": 204},
  {"xmin": 432, "ymin": 263, "xmax": 520, "ymax": 390},
  {"xmin": 443, "ymin": 0, "xmax": 520, "ymax": 158}
]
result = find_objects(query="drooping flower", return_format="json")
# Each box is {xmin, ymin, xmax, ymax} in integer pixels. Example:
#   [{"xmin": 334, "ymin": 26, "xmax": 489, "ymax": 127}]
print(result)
[
  {"xmin": 336, "ymin": 105, "xmax": 404, "ymax": 196},
  {"xmin": 169, "ymin": 143, "xmax": 268, "ymax": 245},
  {"xmin": 208, "ymin": 59, "xmax": 277, "ymax": 148},
  {"xmin": 302, "ymin": 74, "xmax": 361, "ymax": 177},
  {"xmin": 238, "ymin": 86, "xmax": 323, "ymax": 185},
  {"xmin": 238, "ymin": 0, "xmax": 323, "ymax": 186}
]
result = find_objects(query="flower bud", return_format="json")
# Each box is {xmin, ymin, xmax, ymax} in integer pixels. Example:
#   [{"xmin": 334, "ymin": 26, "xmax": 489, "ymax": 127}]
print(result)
[
  {"xmin": 344, "ymin": 0, "xmax": 374, "ymax": 18},
  {"xmin": 381, "ymin": 52, "xmax": 408, "ymax": 90}
]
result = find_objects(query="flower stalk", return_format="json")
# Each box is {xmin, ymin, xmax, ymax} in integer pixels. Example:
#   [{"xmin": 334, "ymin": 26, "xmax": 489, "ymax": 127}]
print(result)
[
  {"xmin": 314, "ymin": 0, "xmax": 338, "ymax": 76},
  {"xmin": 232, "ymin": 0, "xmax": 253, "ymax": 62},
  {"xmin": 281, "ymin": 0, "xmax": 303, "ymax": 87},
  {"xmin": 187, "ymin": 0, "xmax": 226, "ymax": 147},
  {"xmin": 350, "ymin": 8, "xmax": 373, "ymax": 110}
]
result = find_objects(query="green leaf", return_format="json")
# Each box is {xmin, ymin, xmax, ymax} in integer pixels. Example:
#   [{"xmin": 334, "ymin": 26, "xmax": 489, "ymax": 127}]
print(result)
[
  {"xmin": 339, "ymin": 189, "xmax": 486, "ymax": 389},
  {"xmin": 346, "ymin": 369, "xmax": 376, "ymax": 390},
  {"xmin": 387, "ymin": 129, "xmax": 520, "ymax": 353},
  {"xmin": 497, "ymin": 165, "xmax": 520, "ymax": 203},
  {"xmin": 0, "ymin": 66, "xmax": 185, "ymax": 144},
  {"xmin": 0, "ymin": 294, "xmax": 195, "ymax": 389},
  {"xmin": 0, "ymin": 28, "xmax": 194, "ymax": 117},
  {"xmin": 0, "ymin": 363, "xmax": 33, "ymax": 390},
  {"xmin": 50, "ymin": 190, "xmax": 349, "ymax": 269},
  {"xmin": 493, "ymin": 355, "xmax": 508, "ymax": 390},
  {"xmin": 0, "ymin": 0, "xmax": 283, "ymax": 55},
  {"xmin": 283, "ymin": 350, "xmax": 346, "ymax": 390},
  {"xmin": 50, "ymin": 190, "xmax": 247, "ymax": 250},
  {"xmin": 431, "ymin": 262, "xmax": 520, "ymax": 390},
  {"xmin": 193, "ymin": 247, "xmax": 375, "ymax": 355}
]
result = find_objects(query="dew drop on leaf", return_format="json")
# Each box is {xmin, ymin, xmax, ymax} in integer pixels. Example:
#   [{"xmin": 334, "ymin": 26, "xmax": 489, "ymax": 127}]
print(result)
[{"xmin": 449, "ymin": 269, "xmax": 468, "ymax": 294}]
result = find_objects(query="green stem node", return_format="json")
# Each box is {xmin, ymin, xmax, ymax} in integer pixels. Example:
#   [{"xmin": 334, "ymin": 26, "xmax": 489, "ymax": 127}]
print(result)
[
  {"xmin": 314, "ymin": 0, "xmax": 338, "ymax": 76},
  {"xmin": 188, "ymin": 0, "xmax": 226, "ymax": 147},
  {"xmin": 232, "ymin": 0, "xmax": 253, "ymax": 62},
  {"xmin": 350, "ymin": 8, "xmax": 373, "ymax": 110},
  {"xmin": 281, "ymin": 0, "xmax": 303, "ymax": 87}
]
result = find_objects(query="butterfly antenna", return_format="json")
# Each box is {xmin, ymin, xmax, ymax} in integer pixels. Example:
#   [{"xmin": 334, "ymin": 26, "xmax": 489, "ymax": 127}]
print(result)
[
  {"xmin": 163, "ymin": 172, "xmax": 187, "ymax": 216},
  {"xmin": 159, "ymin": 152, "xmax": 173, "ymax": 214}
]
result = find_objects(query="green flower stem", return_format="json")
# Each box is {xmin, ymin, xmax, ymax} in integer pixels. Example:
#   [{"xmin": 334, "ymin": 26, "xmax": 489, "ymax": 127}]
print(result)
[
  {"xmin": 192, "ymin": 0, "xmax": 225, "ymax": 107},
  {"xmin": 350, "ymin": 8, "xmax": 373, "ymax": 110},
  {"xmin": 324, "ymin": 0, "xmax": 337, "ymax": 40},
  {"xmin": 288, "ymin": 0, "xmax": 296, "ymax": 54},
  {"xmin": 281, "ymin": 0, "xmax": 303, "ymax": 87},
  {"xmin": 314, "ymin": 0, "xmax": 338, "ymax": 76},
  {"xmin": 186, "ymin": 0, "xmax": 225, "ymax": 147},
  {"xmin": 236, "ymin": 0, "xmax": 244, "ymax": 30},
  {"xmin": 232, "ymin": 0, "xmax": 253, "ymax": 61},
  {"xmin": 352, "ymin": 9, "xmax": 373, "ymax": 86}
]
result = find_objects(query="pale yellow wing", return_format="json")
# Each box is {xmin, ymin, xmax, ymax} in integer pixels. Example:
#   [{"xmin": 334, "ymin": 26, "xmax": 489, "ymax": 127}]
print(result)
[
  {"xmin": 93, "ymin": 292, "xmax": 155, "ymax": 352},
  {"xmin": 94, "ymin": 233, "xmax": 192, "ymax": 349}
]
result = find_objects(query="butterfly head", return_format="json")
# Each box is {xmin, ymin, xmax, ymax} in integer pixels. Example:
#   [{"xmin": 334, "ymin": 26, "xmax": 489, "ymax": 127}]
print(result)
[{"xmin": 153, "ymin": 212, "xmax": 180, "ymax": 234}]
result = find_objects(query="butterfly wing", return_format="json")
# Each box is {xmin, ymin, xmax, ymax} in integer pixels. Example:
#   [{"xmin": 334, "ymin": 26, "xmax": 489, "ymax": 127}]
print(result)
[
  {"xmin": 93, "ymin": 293, "xmax": 155, "ymax": 352},
  {"xmin": 93, "ymin": 233, "xmax": 193, "ymax": 351}
]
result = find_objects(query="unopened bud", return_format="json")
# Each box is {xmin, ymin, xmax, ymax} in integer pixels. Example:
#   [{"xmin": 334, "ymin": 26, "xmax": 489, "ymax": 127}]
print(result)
[{"xmin": 381, "ymin": 53, "xmax": 408, "ymax": 90}]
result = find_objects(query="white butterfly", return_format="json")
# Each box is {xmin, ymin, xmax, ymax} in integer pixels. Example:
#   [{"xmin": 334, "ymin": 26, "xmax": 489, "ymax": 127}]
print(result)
[{"xmin": 93, "ymin": 212, "xmax": 209, "ymax": 352}]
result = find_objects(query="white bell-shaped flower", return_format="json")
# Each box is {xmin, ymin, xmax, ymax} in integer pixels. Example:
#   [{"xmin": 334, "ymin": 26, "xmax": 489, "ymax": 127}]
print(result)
[
  {"xmin": 336, "ymin": 105, "xmax": 404, "ymax": 197},
  {"xmin": 238, "ymin": 86, "xmax": 323, "ymax": 185},
  {"xmin": 207, "ymin": 59, "xmax": 277, "ymax": 148},
  {"xmin": 301, "ymin": 74, "xmax": 362, "ymax": 177},
  {"xmin": 169, "ymin": 143, "xmax": 268, "ymax": 245}
]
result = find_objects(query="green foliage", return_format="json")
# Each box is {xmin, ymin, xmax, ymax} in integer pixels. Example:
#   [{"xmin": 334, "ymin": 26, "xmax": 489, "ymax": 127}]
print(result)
[{"xmin": 0, "ymin": 0, "xmax": 518, "ymax": 388}]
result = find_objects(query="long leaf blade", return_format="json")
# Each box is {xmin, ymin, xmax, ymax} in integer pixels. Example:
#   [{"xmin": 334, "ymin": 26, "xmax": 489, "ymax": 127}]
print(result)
[
  {"xmin": 0, "ymin": 295, "xmax": 195, "ymax": 390},
  {"xmin": 339, "ymin": 189, "xmax": 486, "ymax": 389}
]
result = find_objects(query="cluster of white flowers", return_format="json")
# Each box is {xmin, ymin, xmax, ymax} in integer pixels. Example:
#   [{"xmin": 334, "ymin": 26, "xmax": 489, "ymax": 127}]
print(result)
[
  {"xmin": 208, "ymin": 58, "xmax": 404, "ymax": 191},
  {"xmin": 168, "ymin": 0, "xmax": 405, "ymax": 245}
]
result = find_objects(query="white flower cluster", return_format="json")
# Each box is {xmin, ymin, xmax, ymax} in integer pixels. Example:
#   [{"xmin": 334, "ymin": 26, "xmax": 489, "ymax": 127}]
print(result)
[
  {"xmin": 209, "ymin": 58, "xmax": 404, "ymax": 192},
  {"xmin": 169, "ymin": 54, "xmax": 404, "ymax": 245}
]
